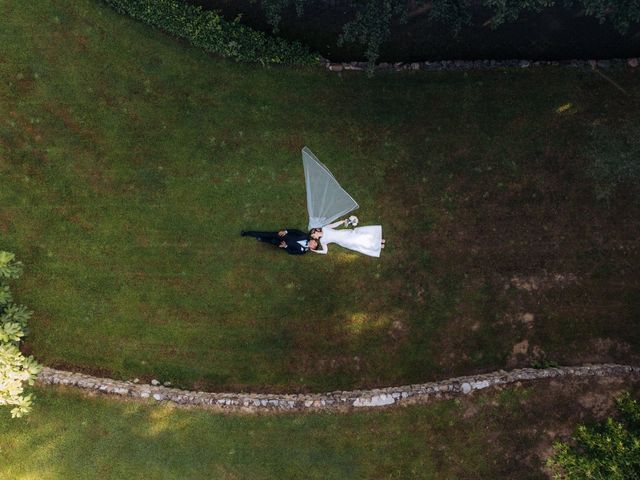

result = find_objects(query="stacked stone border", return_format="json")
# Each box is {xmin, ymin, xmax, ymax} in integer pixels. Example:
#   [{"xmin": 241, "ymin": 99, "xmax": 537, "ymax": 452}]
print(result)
[
  {"xmin": 324, "ymin": 57, "xmax": 640, "ymax": 72},
  {"xmin": 37, "ymin": 364, "xmax": 640, "ymax": 413}
]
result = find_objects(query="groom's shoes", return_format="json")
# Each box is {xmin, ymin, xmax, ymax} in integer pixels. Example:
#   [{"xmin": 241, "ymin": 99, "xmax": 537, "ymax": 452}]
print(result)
[{"xmin": 240, "ymin": 231, "xmax": 247, "ymax": 236}]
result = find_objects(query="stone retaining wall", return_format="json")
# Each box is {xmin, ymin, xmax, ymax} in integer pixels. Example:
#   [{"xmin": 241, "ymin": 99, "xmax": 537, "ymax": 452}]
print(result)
[
  {"xmin": 37, "ymin": 364, "xmax": 640, "ymax": 413},
  {"xmin": 324, "ymin": 57, "xmax": 640, "ymax": 72}
]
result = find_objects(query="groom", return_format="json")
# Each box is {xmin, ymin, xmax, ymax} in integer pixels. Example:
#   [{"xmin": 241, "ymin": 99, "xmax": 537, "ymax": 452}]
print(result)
[{"xmin": 241, "ymin": 228, "xmax": 312, "ymax": 255}]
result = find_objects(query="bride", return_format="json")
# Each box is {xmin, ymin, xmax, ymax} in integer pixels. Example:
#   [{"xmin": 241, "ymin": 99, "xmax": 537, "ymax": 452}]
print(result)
[{"xmin": 308, "ymin": 219, "xmax": 385, "ymax": 257}]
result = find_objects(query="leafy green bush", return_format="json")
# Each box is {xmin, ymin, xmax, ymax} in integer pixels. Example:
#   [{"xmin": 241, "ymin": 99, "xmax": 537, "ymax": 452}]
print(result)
[
  {"xmin": 103, "ymin": 0, "xmax": 319, "ymax": 65},
  {"xmin": 0, "ymin": 344, "xmax": 41, "ymax": 418},
  {"xmin": 587, "ymin": 123, "xmax": 640, "ymax": 201},
  {"xmin": 0, "ymin": 251, "xmax": 41, "ymax": 418},
  {"xmin": 548, "ymin": 392, "xmax": 640, "ymax": 479},
  {"xmin": 0, "ymin": 251, "xmax": 22, "ymax": 279}
]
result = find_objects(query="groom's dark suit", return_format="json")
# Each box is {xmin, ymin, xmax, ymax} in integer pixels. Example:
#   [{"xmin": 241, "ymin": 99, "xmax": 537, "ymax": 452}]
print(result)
[{"xmin": 241, "ymin": 229, "xmax": 309, "ymax": 255}]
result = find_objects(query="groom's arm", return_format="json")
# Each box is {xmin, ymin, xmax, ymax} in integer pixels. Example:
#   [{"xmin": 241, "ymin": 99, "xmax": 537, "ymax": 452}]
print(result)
[
  {"xmin": 278, "ymin": 240, "xmax": 305, "ymax": 255},
  {"xmin": 285, "ymin": 229, "xmax": 308, "ymax": 240}
]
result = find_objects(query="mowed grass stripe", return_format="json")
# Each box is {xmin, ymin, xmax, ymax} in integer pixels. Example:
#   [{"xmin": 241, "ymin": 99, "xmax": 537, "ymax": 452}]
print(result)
[{"xmin": 2, "ymin": 0, "xmax": 639, "ymax": 392}]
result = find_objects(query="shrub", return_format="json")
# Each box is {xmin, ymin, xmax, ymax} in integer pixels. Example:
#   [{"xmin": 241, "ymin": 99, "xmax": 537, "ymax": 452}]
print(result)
[
  {"xmin": 102, "ymin": 0, "xmax": 319, "ymax": 65},
  {"xmin": 0, "ymin": 344, "xmax": 41, "ymax": 418},
  {"xmin": 547, "ymin": 392, "xmax": 640, "ymax": 479},
  {"xmin": 0, "ymin": 251, "xmax": 22, "ymax": 279},
  {"xmin": 0, "ymin": 251, "xmax": 41, "ymax": 418}
]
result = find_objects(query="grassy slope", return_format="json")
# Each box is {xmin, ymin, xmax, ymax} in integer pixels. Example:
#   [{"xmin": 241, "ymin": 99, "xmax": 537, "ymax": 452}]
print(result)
[
  {"xmin": 1, "ymin": 378, "xmax": 639, "ymax": 479},
  {"xmin": 1, "ymin": 0, "xmax": 639, "ymax": 391}
]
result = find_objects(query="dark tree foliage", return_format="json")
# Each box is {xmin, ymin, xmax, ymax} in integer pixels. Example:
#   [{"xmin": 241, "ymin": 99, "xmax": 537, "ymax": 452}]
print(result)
[
  {"xmin": 338, "ymin": 0, "xmax": 408, "ymax": 66},
  {"xmin": 261, "ymin": 0, "xmax": 308, "ymax": 32},
  {"xmin": 259, "ymin": 0, "xmax": 640, "ymax": 70}
]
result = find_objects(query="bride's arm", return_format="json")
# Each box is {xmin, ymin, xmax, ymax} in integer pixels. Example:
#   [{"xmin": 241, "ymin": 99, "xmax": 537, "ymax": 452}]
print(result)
[
  {"xmin": 311, "ymin": 243, "xmax": 328, "ymax": 254},
  {"xmin": 325, "ymin": 219, "xmax": 348, "ymax": 229}
]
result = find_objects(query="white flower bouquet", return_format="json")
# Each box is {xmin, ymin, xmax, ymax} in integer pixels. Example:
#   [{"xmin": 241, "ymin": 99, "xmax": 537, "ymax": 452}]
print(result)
[{"xmin": 346, "ymin": 215, "xmax": 359, "ymax": 227}]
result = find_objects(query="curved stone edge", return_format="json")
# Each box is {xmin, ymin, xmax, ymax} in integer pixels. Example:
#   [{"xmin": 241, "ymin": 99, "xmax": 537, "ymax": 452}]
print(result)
[
  {"xmin": 36, "ymin": 364, "xmax": 640, "ymax": 413},
  {"xmin": 323, "ymin": 57, "xmax": 640, "ymax": 72}
]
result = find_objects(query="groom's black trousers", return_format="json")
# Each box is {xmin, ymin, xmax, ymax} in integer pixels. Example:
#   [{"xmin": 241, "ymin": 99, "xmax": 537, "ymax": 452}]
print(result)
[{"xmin": 242, "ymin": 231, "xmax": 281, "ymax": 245}]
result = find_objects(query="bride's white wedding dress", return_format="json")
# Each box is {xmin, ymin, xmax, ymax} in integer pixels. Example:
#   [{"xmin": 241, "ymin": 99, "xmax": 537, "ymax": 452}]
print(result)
[{"xmin": 314, "ymin": 223, "xmax": 382, "ymax": 257}]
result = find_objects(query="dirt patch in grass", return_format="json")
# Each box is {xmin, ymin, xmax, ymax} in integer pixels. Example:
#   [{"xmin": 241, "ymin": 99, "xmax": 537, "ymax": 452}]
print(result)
[
  {"xmin": 44, "ymin": 102, "xmax": 102, "ymax": 147},
  {"xmin": 415, "ymin": 135, "xmax": 640, "ymax": 371},
  {"xmin": 8, "ymin": 109, "xmax": 42, "ymax": 142},
  {"xmin": 46, "ymin": 360, "xmax": 117, "ymax": 380},
  {"xmin": 458, "ymin": 374, "xmax": 640, "ymax": 479}
]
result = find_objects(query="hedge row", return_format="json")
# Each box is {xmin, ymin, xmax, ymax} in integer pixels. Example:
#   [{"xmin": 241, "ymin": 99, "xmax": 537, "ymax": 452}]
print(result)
[{"xmin": 102, "ymin": 0, "xmax": 320, "ymax": 65}]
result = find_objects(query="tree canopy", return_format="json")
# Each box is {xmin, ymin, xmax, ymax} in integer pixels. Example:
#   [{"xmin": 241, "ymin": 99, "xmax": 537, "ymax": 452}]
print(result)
[{"xmin": 259, "ymin": 0, "xmax": 640, "ymax": 69}]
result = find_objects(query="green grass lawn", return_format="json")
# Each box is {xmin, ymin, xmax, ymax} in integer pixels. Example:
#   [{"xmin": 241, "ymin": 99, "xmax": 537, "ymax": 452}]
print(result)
[
  {"xmin": 2, "ymin": 377, "xmax": 638, "ymax": 479},
  {"xmin": 1, "ymin": 0, "xmax": 639, "ymax": 392}
]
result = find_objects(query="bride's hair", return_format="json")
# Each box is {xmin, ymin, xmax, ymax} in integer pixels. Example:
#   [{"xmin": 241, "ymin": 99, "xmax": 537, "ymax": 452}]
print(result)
[
  {"xmin": 309, "ymin": 239, "xmax": 322, "ymax": 250},
  {"xmin": 309, "ymin": 227, "xmax": 322, "ymax": 236}
]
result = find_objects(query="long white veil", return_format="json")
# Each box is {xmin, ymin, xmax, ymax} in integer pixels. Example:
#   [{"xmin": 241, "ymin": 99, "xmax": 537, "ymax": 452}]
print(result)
[{"xmin": 302, "ymin": 147, "xmax": 359, "ymax": 229}]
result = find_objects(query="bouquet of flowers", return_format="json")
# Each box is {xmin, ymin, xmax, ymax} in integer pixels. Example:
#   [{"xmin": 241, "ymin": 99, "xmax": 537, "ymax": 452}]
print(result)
[{"xmin": 345, "ymin": 215, "xmax": 359, "ymax": 227}]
